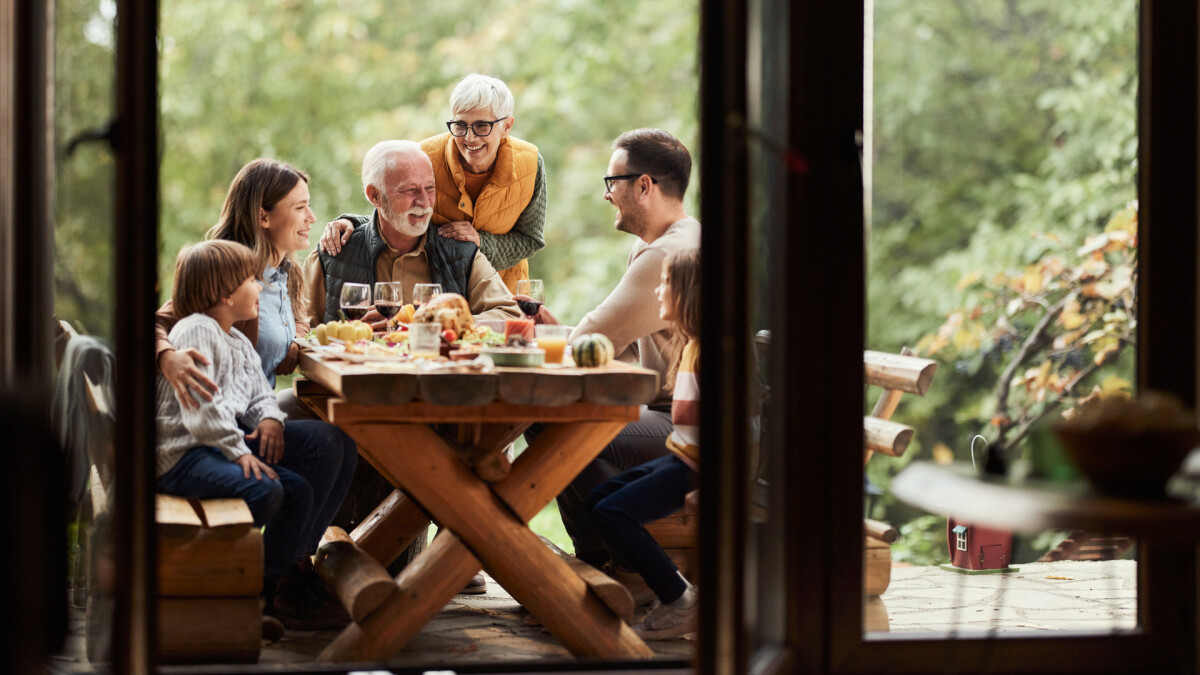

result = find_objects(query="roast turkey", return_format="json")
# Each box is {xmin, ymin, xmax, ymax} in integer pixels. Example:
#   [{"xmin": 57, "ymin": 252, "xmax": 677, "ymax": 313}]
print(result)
[{"xmin": 412, "ymin": 292, "xmax": 474, "ymax": 336}]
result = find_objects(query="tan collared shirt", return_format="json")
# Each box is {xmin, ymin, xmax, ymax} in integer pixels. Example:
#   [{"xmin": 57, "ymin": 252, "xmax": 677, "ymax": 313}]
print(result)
[{"xmin": 301, "ymin": 219, "xmax": 521, "ymax": 327}]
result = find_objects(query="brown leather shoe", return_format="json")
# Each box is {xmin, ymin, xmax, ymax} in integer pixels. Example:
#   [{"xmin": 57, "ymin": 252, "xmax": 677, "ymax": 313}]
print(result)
[{"xmin": 460, "ymin": 572, "xmax": 487, "ymax": 595}]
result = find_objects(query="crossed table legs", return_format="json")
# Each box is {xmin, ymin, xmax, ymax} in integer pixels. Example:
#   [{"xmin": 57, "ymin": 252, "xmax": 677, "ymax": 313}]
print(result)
[{"xmin": 314, "ymin": 406, "xmax": 654, "ymax": 662}]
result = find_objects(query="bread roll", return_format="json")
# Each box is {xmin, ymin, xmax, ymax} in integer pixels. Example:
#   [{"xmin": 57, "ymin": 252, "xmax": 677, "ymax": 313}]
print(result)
[{"xmin": 412, "ymin": 292, "xmax": 474, "ymax": 336}]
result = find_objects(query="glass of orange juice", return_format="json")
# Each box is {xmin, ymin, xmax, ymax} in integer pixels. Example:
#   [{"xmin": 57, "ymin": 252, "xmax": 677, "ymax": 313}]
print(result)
[{"xmin": 535, "ymin": 325, "xmax": 570, "ymax": 365}]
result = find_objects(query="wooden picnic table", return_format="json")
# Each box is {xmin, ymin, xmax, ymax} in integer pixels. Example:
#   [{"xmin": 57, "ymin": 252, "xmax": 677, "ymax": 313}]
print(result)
[{"xmin": 294, "ymin": 346, "xmax": 659, "ymax": 662}]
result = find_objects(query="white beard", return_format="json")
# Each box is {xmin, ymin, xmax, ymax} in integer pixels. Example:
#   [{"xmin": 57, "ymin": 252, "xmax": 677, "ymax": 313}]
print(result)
[{"xmin": 380, "ymin": 201, "xmax": 431, "ymax": 237}]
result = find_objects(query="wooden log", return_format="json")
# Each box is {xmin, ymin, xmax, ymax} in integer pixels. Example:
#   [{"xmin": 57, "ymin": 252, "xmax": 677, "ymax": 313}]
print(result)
[
  {"xmin": 315, "ymin": 527, "xmax": 396, "ymax": 623},
  {"xmin": 497, "ymin": 368, "xmax": 583, "ymax": 406},
  {"xmin": 864, "ymin": 416, "xmax": 913, "ymax": 457},
  {"xmin": 444, "ymin": 426, "xmax": 516, "ymax": 483},
  {"xmin": 581, "ymin": 363, "xmax": 659, "ymax": 406},
  {"xmin": 418, "ymin": 372, "xmax": 497, "ymax": 406},
  {"xmin": 539, "ymin": 535, "xmax": 634, "ymax": 623},
  {"xmin": 863, "ymin": 536, "xmax": 892, "ymax": 597},
  {"xmin": 327, "ymin": 399, "xmax": 640, "ymax": 425},
  {"xmin": 158, "ymin": 527, "xmax": 263, "ymax": 598},
  {"xmin": 863, "ymin": 595, "xmax": 890, "ymax": 633},
  {"xmin": 319, "ymin": 530, "xmax": 480, "ymax": 663},
  {"xmin": 192, "ymin": 498, "xmax": 253, "ymax": 530},
  {"xmin": 157, "ymin": 597, "xmax": 260, "ymax": 664},
  {"xmin": 156, "ymin": 494, "xmax": 202, "ymax": 527},
  {"xmin": 341, "ymin": 422, "xmax": 652, "ymax": 659},
  {"xmin": 297, "ymin": 351, "xmax": 418, "ymax": 404},
  {"xmin": 347, "ymin": 489, "xmax": 431, "ymax": 566},
  {"xmin": 645, "ymin": 511, "xmax": 697, "ymax": 549},
  {"xmin": 864, "ymin": 350, "xmax": 937, "ymax": 395},
  {"xmin": 864, "ymin": 518, "xmax": 899, "ymax": 544}
]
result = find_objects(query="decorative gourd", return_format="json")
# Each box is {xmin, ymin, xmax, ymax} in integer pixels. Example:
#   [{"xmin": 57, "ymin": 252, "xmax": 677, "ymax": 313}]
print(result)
[{"xmin": 572, "ymin": 333, "xmax": 614, "ymax": 367}]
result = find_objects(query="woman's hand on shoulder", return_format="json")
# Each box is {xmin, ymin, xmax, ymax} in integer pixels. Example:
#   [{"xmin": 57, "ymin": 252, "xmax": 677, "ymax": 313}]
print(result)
[
  {"xmin": 318, "ymin": 219, "xmax": 355, "ymax": 255},
  {"xmin": 159, "ymin": 348, "xmax": 218, "ymax": 410},
  {"xmin": 438, "ymin": 221, "xmax": 480, "ymax": 245}
]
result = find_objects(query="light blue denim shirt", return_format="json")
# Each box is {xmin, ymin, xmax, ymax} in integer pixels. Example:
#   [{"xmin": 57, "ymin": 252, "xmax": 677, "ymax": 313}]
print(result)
[{"xmin": 256, "ymin": 261, "xmax": 295, "ymax": 388}]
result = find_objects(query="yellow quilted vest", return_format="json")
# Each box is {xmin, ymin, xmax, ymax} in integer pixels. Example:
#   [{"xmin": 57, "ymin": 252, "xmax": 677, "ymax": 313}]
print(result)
[{"xmin": 422, "ymin": 133, "xmax": 539, "ymax": 292}]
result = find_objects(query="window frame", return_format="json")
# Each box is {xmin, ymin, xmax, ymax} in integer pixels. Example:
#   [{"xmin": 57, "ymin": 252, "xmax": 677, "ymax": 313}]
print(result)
[{"xmin": 748, "ymin": 1, "xmax": 1200, "ymax": 673}]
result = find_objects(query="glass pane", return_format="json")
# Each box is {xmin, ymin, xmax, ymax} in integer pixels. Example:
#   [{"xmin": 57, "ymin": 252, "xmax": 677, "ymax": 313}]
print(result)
[
  {"xmin": 154, "ymin": 0, "xmax": 699, "ymax": 668},
  {"xmin": 866, "ymin": 0, "xmax": 1139, "ymax": 635},
  {"xmin": 747, "ymin": 0, "xmax": 789, "ymax": 654},
  {"xmin": 51, "ymin": 0, "xmax": 117, "ymax": 668}
]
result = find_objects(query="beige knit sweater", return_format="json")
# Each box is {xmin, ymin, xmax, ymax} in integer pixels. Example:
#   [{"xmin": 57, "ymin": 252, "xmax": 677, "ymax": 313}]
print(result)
[
  {"xmin": 154, "ymin": 314, "xmax": 286, "ymax": 478},
  {"xmin": 571, "ymin": 217, "xmax": 701, "ymax": 406}
]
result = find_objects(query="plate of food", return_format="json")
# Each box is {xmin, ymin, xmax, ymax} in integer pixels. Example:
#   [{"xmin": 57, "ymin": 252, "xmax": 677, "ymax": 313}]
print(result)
[{"xmin": 480, "ymin": 346, "xmax": 546, "ymax": 367}]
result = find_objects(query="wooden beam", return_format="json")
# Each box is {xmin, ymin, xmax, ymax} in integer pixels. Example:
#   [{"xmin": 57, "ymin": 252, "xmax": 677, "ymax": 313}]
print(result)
[
  {"xmin": 863, "ymin": 350, "xmax": 937, "ymax": 395},
  {"xmin": 315, "ymin": 527, "xmax": 395, "ymax": 623},
  {"xmin": 863, "ymin": 416, "xmax": 913, "ymax": 457}
]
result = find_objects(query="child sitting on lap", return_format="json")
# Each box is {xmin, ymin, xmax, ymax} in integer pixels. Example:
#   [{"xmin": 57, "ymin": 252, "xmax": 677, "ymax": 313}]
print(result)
[{"xmin": 155, "ymin": 240, "xmax": 356, "ymax": 629}]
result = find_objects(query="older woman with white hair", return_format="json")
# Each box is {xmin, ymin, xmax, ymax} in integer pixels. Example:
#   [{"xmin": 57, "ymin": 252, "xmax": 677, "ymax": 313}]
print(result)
[{"xmin": 321, "ymin": 74, "xmax": 547, "ymax": 294}]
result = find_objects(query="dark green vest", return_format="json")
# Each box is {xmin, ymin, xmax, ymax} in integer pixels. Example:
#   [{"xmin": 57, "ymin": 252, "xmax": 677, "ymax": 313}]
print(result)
[{"xmin": 319, "ymin": 212, "xmax": 476, "ymax": 324}]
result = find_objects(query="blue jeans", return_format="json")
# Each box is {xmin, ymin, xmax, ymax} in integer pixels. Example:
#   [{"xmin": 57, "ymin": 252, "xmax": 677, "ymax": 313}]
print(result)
[
  {"xmin": 527, "ymin": 407, "xmax": 673, "ymax": 567},
  {"xmin": 157, "ymin": 420, "xmax": 357, "ymax": 581},
  {"xmin": 587, "ymin": 454, "xmax": 697, "ymax": 604}
]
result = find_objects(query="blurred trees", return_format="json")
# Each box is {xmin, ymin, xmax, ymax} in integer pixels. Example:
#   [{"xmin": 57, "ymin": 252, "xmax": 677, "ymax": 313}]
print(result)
[
  {"xmin": 867, "ymin": 0, "xmax": 1138, "ymax": 557},
  {"xmin": 53, "ymin": 0, "xmax": 1140, "ymax": 560},
  {"xmin": 54, "ymin": 0, "xmax": 700, "ymax": 336}
]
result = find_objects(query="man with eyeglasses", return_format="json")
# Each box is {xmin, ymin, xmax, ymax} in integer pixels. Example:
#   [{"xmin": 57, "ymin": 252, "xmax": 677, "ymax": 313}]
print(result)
[
  {"xmin": 536, "ymin": 128, "xmax": 701, "ymax": 589},
  {"xmin": 320, "ymin": 73, "xmax": 547, "ymax": 296}
]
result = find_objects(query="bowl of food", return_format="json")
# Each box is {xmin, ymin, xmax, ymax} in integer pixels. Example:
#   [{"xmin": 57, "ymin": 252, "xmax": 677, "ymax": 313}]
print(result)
[
  {"xmin": 480, "ymin": 346, "xmax": 545, "ymax": 368},
  {"xmin": 1052, "ymin": 391, "xmax": 1200, "ymax": 498}
]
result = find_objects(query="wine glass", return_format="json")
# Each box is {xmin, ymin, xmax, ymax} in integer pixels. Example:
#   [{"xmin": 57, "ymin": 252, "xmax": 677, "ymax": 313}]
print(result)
[
  {"xmin": 514, "ymin": 279, "xmax": 545, "ymax": 319},
  {"xmin": 412, "ymin": 283, "xmax": 442, "ymax": 311},
  {"xmin": 374, "ymin": 281, "xmax": 403, "ymax": 331},
  {"xmin": 339, "ymin": 282, "xmax": 371, "ymax": 322}
]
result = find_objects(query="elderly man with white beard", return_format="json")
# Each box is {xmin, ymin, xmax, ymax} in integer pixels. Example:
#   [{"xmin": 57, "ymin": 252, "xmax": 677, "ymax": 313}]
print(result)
[
  {"xmin": 301, "ymin": 139, "xmax": 521, "ymax": 327},
  {"xmin": 301, "ymin": 140, "xmax": 519, "ymax": 596}
]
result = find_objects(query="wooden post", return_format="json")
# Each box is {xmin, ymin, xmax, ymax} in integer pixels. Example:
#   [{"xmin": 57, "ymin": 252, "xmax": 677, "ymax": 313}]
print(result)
[
  {"xmin": 314, "ymin": 527, "xmax": 396, "ymax": 623},
  {"xmin": 346, "ymin": 489, "xmax": 430, "ymax": 567}
]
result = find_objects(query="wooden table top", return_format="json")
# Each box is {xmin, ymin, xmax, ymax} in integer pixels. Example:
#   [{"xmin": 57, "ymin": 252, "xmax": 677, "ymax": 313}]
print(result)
[
  {"xmin": 297, "ymin": 347, "xmax": 660, "ymax": 409},
  {"xmin": 891, "ymin": 461, "xmax": 1200, "ymax": 539}
]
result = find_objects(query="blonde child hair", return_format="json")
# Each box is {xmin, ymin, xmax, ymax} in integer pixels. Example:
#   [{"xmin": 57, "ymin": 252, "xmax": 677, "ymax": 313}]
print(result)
[{"xmin": 171, "ymin": 239, "xmax": 258, "ymax": 317}]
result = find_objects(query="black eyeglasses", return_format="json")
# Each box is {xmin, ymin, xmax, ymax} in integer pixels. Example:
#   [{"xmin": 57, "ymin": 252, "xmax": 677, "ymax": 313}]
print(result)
[
  {"xmin": 446, "ymin": 117, "xmax": 509, "ymax": 138},
  {"xmin": 603, "ymin": 173, "xmax": 657, "ymax": 193}
]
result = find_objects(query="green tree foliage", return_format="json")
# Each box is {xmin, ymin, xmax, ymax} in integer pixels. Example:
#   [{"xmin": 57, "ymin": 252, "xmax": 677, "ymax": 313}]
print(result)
[
  {"xmin": 867, "ymin": 0, "xmax": 1139, "ymax": 535},
  {"xmin": 54, "ymin": 1, "xmax": 699, "ymax": 334},
  {"xmin": 156, "ymin": 0, "xmax": 699, "ymax": 324}
]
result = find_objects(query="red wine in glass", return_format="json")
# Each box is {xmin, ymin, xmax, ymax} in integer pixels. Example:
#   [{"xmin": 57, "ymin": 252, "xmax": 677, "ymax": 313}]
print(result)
[
  {"xmin": 376, "ymin": 303, "xmax": 400, "ymax": 319},
  {"xmin": 342, "ymin": 305, "xmax": 370, "ymax": 321},
  {"xmin": 516, "ymin": 298, "xmax": 543, "ymax": 318}
]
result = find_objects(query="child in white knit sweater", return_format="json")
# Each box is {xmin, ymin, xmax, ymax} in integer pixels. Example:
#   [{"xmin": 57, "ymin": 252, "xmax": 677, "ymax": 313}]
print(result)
[{"xmin": 155, "ymin": 240, "xmax": 356, "ymax": 628}]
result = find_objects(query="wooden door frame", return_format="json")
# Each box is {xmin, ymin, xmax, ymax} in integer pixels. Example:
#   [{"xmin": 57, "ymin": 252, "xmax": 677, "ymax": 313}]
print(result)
[{"xmin": 748, "ymin": 1, "xmax": 1200, "ymax": 673}]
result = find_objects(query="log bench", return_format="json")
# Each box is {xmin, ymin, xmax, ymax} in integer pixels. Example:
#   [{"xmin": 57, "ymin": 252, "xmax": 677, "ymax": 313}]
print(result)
[
  {"xmin": 57, "ymin": 320, "xmax": 264, "ymax": 664},
  {"xmin": 644, "ymin": 339, "xmax": 937, "ymax": 633}
]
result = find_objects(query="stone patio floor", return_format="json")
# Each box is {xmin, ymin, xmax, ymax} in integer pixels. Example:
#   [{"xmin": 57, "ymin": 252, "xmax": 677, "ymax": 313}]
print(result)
[{"xmin": 47, "ymin": 560, "xmax": 1136, "ymax": 672}]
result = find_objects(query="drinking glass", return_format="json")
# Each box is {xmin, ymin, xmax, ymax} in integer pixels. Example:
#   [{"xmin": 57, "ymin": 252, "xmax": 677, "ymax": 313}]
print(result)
[
  {"xmin": 409, "ymin": 322, "xmax": 441, "ymax": 359},
  {"xmin": 412, "ymin": 283, "xmax": 442, "ymax": 311},
  {"xmin": 514, "ymin": 279, "xmax": 545, "ymax": 319},
  {"xmin": 535, "ymin": 324, "xmax": 570, "ymax": 365},
  {"xmin": 339, "ymin": 283, "xmax": 371, "ymax": 321},
  {"xmin": 374, "ymin": 281, "xmax": 403, "ymax": 331}
]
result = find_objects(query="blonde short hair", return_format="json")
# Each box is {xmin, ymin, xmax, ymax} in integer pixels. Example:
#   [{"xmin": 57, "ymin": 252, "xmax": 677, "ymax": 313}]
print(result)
[
  {"xmin": 171, "ymin": 240, "xmax": 258, "ymax": 317},
  {"xmin": 449, "ymin": 73, "xmax": 515, "ymax": 119}
]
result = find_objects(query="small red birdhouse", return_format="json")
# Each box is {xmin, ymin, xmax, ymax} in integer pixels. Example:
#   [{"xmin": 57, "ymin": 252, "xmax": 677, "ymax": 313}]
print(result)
[{"xmin": 942, "ymin": 517, "xmax": 1019, "ymax": 574}]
